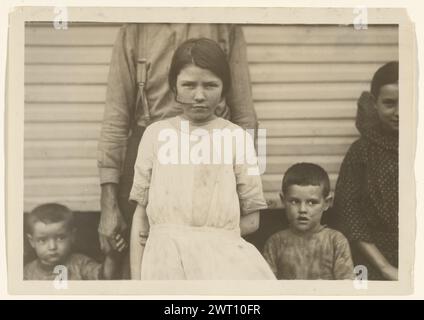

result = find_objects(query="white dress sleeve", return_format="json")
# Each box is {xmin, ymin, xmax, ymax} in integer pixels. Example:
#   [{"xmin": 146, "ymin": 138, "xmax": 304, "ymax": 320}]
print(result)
[
  {"xmin": 129, "ymin": 124, "xmax": 156, "ymax": 206},
  {"xmin": 234, "ymin": 130, "xmax": 268, "ymax": 215}
]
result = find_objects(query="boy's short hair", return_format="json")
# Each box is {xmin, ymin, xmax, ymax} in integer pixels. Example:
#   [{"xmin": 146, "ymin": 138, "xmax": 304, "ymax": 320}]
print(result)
[
  {"xmin": 26, "ymin": 203, "xmax": 74, "ymax": 234},
  {"xmin": 282, "ymin": 163, "xmax": 330, "ymax": 197},
  {"xmin": 370, "ymin": 61, "xmax": 399, "ymax": 99}
]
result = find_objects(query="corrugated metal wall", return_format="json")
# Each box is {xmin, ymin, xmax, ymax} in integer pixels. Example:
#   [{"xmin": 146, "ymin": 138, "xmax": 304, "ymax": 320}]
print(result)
[{"xmin": 24, "ymin": 23, "xmax": 398, "ymax": 212}]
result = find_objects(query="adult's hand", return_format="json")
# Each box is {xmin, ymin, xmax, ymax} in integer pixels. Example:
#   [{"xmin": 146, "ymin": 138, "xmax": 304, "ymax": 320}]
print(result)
[{"xmin": 98, "ymin": 183, "xmax": 128, "ymax": 252}]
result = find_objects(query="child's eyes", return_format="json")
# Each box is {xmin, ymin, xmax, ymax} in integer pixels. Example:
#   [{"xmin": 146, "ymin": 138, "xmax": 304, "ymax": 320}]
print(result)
[
  {"xmin": 181, "ymin": 83, "xmax": 219, "ymax": 89},
  {"xmin": 36, "ymin": 236, "xmax": 67, "ymax": 243},
  {"xmin": 382, "ymin": 100, "xmax": 398, "ymax": 108},
  {"xmin": 289, "ymin": 200, "xmax": 318, "ymax": 206},
  {"xmin": 205, "ymin": 83, "xmax": 219, "ymax": 88}
]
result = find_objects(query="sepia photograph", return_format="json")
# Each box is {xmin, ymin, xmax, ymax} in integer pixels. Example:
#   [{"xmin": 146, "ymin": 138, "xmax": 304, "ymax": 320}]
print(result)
[{"xmin": 5, "ymin": 6, "xmax": 416, "ymax": 295}]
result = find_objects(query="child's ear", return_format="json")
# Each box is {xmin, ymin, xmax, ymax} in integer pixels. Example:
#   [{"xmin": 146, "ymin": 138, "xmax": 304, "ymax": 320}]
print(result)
[
  {"xmin": 170, "ymin": 85, "xmax": 178, "ymax": 100},
  {"xmin": 219, "ymin": 95, "xmax": 226, "ymax": 106},
  {"xmin": 279, "ymin": 191, "xmax": 285, "ymax": 207},
  {"xmin": 371, "ymin": 93, "xmax": 378, "ymax": 109},
  {"xmin": 324, "ymin": 192, "xmax": 333, "ymax": 211},
  {"xmin": 26, "ymin": 234, "xmax": 35, "ymax": 249}
]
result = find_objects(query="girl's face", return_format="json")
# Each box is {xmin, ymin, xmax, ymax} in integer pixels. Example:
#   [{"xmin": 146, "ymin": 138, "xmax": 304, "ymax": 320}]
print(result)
[
  {"xmin": 175, "ymin": 64, "xmax": 224, "ymax": 124},
  {"xmin": 374, "ymin": 83, "xmax": 399, "ymax": 132}
]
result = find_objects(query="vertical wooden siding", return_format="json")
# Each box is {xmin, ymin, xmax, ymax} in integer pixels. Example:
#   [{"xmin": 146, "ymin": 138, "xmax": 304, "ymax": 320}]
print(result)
[{"xmin": 24, "ymin": 23, "xmax": 398, "ymax": 212}]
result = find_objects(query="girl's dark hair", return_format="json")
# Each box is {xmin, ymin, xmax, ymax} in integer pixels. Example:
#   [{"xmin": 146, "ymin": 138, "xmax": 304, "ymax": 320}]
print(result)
[
  {"xmin": 371, "ymin": 61, "xmax": 399, "ymax": 99},
  {"xmin": 168, "ymin": 38, "xmax": 231, "ymax": 97},
  {"xmin": 282, "ymin": 163, "xmax": 330, "ymax": 198}
]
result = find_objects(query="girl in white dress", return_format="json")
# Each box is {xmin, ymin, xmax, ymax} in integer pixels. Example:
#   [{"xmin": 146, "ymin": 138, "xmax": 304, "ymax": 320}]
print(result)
[{"xmin": 129, "ymin": 38, "xmax": 275, "ymax": 280}]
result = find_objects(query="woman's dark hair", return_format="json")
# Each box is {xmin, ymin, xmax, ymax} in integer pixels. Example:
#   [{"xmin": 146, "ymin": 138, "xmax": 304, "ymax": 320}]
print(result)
[
  {"xmin": 371, "ymin": 61, "xmax": 399, "ymax": 99},
  {"xmin": 168, "ymin": 38, "xmax": 231, "ymax": 97}
]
